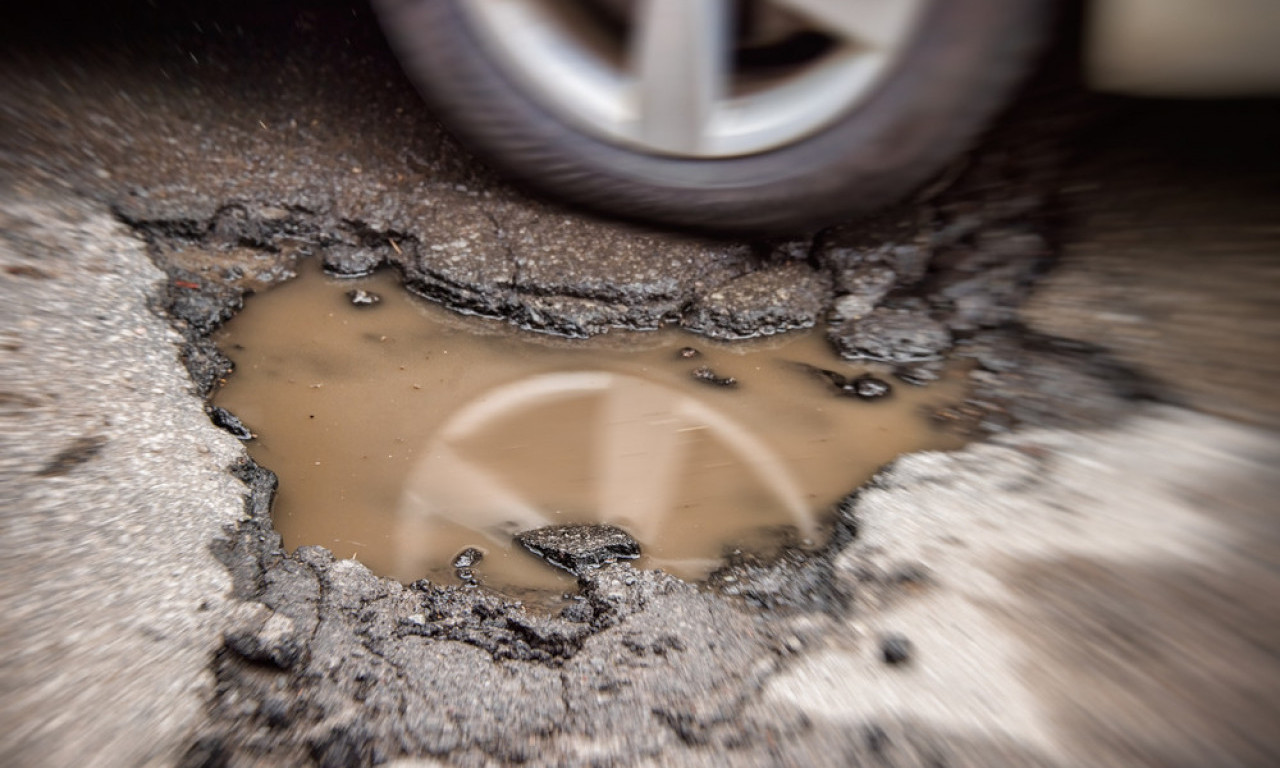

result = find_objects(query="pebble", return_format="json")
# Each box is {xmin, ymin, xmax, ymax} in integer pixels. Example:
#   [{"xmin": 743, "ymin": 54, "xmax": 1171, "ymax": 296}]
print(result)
[
  {"xmin": 879, "ymin": 633, "xmax": 913, "ymax": 666},
  {"xmin": 452, "ymin": 547, "xmax": 483, "ymax": 569},
  {"xmin": 692, "ymin": 366, "xmax": 737, "ymax": 388},
  {"xmin": 346, "ymin": 289, "xmax": 382, "ymax": 307},
  {"xmin": 848, "ymin": 375, "xmax": 892, "ymax": 400}
]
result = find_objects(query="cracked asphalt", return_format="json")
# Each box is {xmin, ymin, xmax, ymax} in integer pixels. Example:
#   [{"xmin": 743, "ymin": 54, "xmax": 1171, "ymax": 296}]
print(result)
[{"xmin": 2, "ymin": 2, "xmax": 1279, "ymax": 767}]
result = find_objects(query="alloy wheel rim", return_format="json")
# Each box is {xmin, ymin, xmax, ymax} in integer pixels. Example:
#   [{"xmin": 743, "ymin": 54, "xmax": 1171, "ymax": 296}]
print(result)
[{"xmin": 459, "ymin": 0, "xmax": 929, "ymax": 158}]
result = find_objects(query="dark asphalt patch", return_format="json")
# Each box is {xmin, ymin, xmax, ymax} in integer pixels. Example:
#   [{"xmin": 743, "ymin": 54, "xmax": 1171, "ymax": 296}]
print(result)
[{"xmin": 36, "ymin": 434, "xmax": 107, "ymax": 476}]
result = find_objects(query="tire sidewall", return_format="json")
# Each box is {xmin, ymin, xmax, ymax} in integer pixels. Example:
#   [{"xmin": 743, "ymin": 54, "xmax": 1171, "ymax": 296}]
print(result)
[{"xmin": 374, "ymin": 0, "xmax": 1049, "ymax": 231}]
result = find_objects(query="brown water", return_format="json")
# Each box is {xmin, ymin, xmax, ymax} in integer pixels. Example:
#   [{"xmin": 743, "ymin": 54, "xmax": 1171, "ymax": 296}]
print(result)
[{"xmin": 213, "ymin": 263, "xmax": 967, "ymax": 596}]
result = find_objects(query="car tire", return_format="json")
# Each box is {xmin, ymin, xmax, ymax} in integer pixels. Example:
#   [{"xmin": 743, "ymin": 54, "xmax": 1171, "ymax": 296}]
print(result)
[{"xmin": 372, "ymin": 0, "xmax": 1051, "ymax": 234}]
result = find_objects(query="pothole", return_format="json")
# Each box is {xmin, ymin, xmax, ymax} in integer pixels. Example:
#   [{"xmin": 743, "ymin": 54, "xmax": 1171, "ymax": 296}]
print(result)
[{"xmin": 211, "ymin": 262, "xmax": 969, "ymax": 601}]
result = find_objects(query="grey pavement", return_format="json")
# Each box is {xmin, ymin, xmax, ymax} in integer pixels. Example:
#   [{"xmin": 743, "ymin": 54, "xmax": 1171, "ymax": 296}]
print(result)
[
  {"xmin": 3, "ymin": 187, "xmax": 1277, "ymax": 766},
  {"xmin": 0, "ymin": 192, "xmax": 249, "ymax": 767}
]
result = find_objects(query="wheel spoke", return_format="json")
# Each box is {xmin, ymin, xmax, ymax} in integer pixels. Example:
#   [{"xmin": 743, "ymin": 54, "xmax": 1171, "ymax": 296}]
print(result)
[
  {"xmin": 594, "ymin": 377, "xmax": 687, "ymax": 542},
  {"xmin": 399, "ymin": 444, "xmax": 552, "ymax": 538},
  {"xmin": 631, "ymin": 0, "xmax": 732, "ymax": 154},
  {"xmin": 769, "ymin": 0, "xmax": 919, "ymax": 49},
  {"xmin": 674, "ymin": 397, "xmax": 817, "ymax": 540}
]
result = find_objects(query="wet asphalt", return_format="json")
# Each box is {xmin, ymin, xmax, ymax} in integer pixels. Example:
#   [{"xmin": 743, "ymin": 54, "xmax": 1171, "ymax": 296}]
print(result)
[{"xmin": 1, "ymin": 2, "xmax": 1279, "ymax": 767}]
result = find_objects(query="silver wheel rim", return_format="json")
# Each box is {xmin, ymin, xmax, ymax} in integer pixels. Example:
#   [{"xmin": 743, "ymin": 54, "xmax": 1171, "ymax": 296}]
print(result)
[{"xmin": 459, "ymin": 0, "xmax": 929, "ymax": 158}]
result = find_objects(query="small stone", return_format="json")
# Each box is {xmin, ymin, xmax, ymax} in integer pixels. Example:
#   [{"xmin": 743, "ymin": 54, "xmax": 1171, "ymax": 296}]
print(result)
[
  {"xmin": 452, "ymin": 547, "xmax": 483, "ymax": 569},
  {"xmin": 207, "ymin": 406, "xmax": 253, "ymax": 440},
  {"xmin": 889, "ymin": 564, "xmax": 930, "ymax": 587},
  {"xmin": 880, "ymin": 633, "xmax": 913, "ymax": 665},
  {"xmin": 515, "ymin": 524, "xmax": 641, "ymax": 574},
  {"xmin": 346, "ymin": 289, "xmax": 382, "ymax": 307},
  {"xmin": 678, "ymin": 346, "xmax": 700, "ymax": 359},
  {"xmin": 692, "ymin": 366, "xmax": 737, "ymax": 388},
  {"xmin": 796, "ymin": 364, "xmax": 892, "ymax": 400},
  {"xmin": 847, "ymin": 375, "xmax": 892, "ymax": 400}
]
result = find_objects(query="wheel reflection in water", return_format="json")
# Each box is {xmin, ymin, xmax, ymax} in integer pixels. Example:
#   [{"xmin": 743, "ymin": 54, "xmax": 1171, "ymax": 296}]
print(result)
[{"xmin": 212, "ymin": 264, "xmax": 968, "ymax": 598}]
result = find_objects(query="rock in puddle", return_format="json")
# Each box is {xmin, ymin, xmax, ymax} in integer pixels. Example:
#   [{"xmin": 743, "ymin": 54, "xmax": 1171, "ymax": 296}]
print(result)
[
  {"xmin": 452, "ymin": 547, "xmax": 484, "ymax": 569},
  {"xmin": 345, "ymin": 288, "xmax": 382, "ymax": 307},
  {"xmin": 850, "ymin": 376, "xmax": 892, "ymax": 399},
  {"xmin": 515, "ymin": 524, "xmax": 641, "ymax": 574},
  {"xmin": 691, "ymin": 365, "xmax": 738, "ymax": 388},
  {"xmin": 453, "ymin": 547, "xmax": 484, "ymax": 585},
  {"xmin": 794, "ymin": 363, "xmax": 893, "ymax": 400}
]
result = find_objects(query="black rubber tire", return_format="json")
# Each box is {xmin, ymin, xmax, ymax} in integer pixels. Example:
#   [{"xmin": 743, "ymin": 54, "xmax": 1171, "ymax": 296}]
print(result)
[{"xmin": 371, "ymin": 0, "xmax": 1051, "ymax": 235}]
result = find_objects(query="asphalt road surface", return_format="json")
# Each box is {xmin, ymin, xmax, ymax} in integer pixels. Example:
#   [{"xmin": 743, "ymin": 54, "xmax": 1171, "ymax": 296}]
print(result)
[{"xmin": 1, "ymin": 2, "xmax": 1278, "ymax": 767}]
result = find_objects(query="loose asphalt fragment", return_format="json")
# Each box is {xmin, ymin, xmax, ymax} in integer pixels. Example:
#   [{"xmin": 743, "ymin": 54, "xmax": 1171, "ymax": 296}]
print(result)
[
  {"xmin": 345, "ymin": 288, "xmax": 382, "ymax": 307},
  {"xmin": 690, "ymin": 365, "xmax": 739, "ymax": 388},
  {"xmin": 515, "ymin": 524, "xmax": 642, "ymax": 574},
  {"xmin": 206, "ymin": 405, "xmax": 253, "ymax": 441}
]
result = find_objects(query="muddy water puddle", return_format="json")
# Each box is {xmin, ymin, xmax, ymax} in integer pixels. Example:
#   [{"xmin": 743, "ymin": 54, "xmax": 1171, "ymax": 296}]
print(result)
[{"xmin": 213, "ymin": 263, "xmax": 967, "ymax": 598}]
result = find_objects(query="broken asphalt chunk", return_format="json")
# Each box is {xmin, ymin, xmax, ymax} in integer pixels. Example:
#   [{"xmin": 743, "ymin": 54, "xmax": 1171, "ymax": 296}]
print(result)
[{"xmin": 514, "ymin": 524, "xmax": 640, "ymax": 574}]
